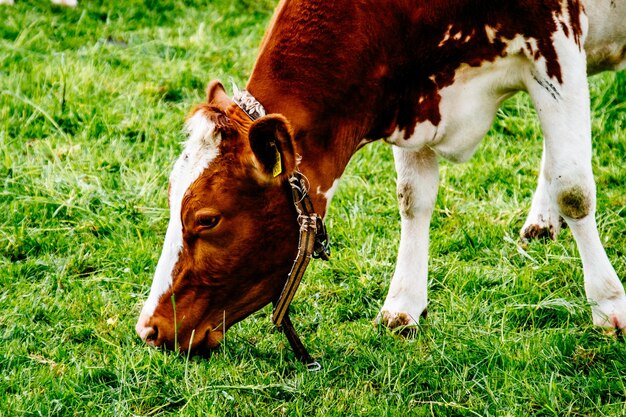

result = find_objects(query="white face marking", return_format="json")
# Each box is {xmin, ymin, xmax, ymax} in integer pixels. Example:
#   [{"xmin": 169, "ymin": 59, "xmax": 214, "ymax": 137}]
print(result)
[{"xmin": 136, "ymin": 110, "xmax": 221, "ymax": 331}]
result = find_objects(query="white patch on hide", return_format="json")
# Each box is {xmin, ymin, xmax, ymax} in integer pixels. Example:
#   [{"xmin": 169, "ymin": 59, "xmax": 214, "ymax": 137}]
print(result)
[
  {"xmin": 485, "ymin": 25, "xmax": 498, "ymax": 43},
  {"xmin": 316, "ymin": 179, "xmax": 340, "ymax": 214},
  {"xmin": 438, "ymin": 24, "xmax": 453, "ymax": 47}
]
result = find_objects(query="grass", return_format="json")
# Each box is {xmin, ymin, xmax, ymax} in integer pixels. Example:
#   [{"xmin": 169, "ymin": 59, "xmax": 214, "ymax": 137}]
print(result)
[{"xmin": 1, "ymin": 1, "xmax": 625, "ymax": 415}]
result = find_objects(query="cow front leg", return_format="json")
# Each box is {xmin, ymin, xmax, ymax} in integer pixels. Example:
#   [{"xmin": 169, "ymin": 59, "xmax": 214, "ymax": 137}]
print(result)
[
  {"xmin": 525, "ymin": 42, "xmax": 626, "ymax": 330},
  {"xmin": 520, "ymin": 150, "xmax": 566, "ymax": 241},
  {"xmin": 378, "ymin": 146, "xmax": 438, "ymax": 330}
]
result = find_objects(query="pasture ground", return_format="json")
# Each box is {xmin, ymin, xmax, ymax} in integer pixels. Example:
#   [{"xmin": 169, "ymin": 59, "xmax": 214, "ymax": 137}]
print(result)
[{"xmin": 1, "ymin": 1, "xmax": 625, "ymax": 415}]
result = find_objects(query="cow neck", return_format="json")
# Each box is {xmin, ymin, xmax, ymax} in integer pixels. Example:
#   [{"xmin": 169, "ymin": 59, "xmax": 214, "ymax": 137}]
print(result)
[
  {"xmin": 245, "ymin": 91, "xmax": 365, "ymax": 220},
  {"xmin": 246, "ymin": 0, "xmax": 379, "ymax": 192},
  {"xmin": 233, "ymin": 88, "xmax": 329, "ymax": 371}
]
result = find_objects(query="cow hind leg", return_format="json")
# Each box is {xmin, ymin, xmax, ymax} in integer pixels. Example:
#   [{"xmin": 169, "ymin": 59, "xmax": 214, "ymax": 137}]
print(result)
[
  {"xmin": 520, "ymin": 150, "xmax": 566, "ymax": 241},
  {"xmin": 378, "ymin": 146, "xmax": 438, "ymax": 331},
  {"xmin": 525, "ymin": 38, "xmax": 626, "ymax": 330}
]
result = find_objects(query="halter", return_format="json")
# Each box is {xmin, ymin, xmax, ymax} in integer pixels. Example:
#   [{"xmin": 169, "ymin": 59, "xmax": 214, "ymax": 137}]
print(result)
[{"xmin": 234, "ymin": 85, "xmax": 330, "ymax": 371}]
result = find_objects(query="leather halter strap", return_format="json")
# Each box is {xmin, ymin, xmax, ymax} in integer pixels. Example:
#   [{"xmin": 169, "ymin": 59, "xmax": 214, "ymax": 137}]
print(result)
[
  {"xmin": 233, "ymin": 87, "xmax": 330, "ymax": 370},
  {"xmin": 271, "ymin": 172, "xmax": 330, "ymax": 370},
  {"xmin": 272, "ymin": 172, "xmax": 330, "ymax": 327}
]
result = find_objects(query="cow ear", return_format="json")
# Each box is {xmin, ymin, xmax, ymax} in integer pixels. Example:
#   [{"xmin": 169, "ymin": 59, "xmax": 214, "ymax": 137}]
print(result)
[
  {"xmin": 248, "ymin": 114, "xmax": 296, "ymax": 182},
  {"xmin": 206, "ymin": 80, "xmax": 231, "ymax": 111}
]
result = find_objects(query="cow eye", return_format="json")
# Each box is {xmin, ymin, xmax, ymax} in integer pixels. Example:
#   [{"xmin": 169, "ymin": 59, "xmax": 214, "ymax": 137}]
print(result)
[{"xmin": 197, "ymin": 215, "xmax": 220, "ymax": 230}]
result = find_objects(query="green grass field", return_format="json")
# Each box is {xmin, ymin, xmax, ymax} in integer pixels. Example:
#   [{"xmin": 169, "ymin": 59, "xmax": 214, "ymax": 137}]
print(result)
[{"xmin": 1, "ymin": 1, "xmax": 625, "ymax": 415}]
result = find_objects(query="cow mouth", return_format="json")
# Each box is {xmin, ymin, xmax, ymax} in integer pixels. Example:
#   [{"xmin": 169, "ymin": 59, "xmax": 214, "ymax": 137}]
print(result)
[
  {"xmin": 198, "ymin": 325, "xmax": 225, "ymax": 351},
  {"xmin": 170, "ymin": 323, "xmax": 225, "ymax": 355},
  {"xmin": 137, "ymin": 317, "xmax": 225, "ymax": 355}
]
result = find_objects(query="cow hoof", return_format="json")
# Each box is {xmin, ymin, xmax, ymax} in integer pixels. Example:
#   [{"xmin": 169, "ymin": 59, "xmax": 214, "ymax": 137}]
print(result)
[
  {"xmin": 592, "ymin": 295, "xmax": 626, "ymax": 331},
  {"xmin": 520, "ymin": 215, "xmax": 566, "ymax": 242},
  {"xmin": 520, "ymin": 223, "xmax": 555, "ymax": 241},
  {"xmin": 376, "ymin": 309, "xmax": 426, "ymax": 336}
]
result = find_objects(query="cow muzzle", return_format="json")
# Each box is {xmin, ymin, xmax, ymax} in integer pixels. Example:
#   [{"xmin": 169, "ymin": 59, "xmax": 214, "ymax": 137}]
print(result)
[{"xmin": 135, "ymin": 313, "xmax": 224, "ymax": 354}]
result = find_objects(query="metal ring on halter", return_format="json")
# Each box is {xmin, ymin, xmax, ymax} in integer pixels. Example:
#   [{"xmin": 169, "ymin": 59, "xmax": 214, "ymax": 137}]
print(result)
[{"xmin": 307, "ymin": 361, "xmax": 322, "ymax": 372}]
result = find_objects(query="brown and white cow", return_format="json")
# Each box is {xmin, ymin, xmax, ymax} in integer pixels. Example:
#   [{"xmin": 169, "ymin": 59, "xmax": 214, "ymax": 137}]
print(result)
[{"xmin": 136, "ymin": 0, "xmax": 626, "ymax": 354}]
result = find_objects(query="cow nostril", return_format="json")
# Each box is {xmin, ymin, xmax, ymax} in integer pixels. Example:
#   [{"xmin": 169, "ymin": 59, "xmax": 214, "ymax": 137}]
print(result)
[
  {"xmin": 141, "ymin": 325, "xmax": 159, "ymax": 345},
  {"xmin": 146, "ymin": 325, "xmax": 158, "ymax": 343}
]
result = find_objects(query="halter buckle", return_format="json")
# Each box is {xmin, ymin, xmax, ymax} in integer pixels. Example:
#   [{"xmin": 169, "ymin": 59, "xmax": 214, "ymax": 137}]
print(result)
[{"xmin": 313, "ymin": 216, "xmax": 330, "ymax": 260}]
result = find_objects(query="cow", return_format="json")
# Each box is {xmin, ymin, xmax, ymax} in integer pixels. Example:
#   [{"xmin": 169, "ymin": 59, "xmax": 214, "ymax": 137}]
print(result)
[{"xmin": 135, "ymin": 0, "xmax": 626, "ymax": 356}]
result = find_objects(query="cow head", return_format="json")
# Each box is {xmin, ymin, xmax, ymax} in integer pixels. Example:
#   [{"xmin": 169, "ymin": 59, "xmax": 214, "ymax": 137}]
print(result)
[{"xmin": 135, "ymin": 81, "xmax": 301, "ymax": 354}]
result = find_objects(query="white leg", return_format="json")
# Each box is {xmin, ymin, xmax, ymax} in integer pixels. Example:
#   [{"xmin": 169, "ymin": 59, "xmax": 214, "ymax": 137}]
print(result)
[
  {"xmin": 525, "ymin": 37, "xmax": 626, "ymax": 329},
  {"xmin": 379, "ymin": 146, "xmax": 438, "ymax": 329},
  {"xmin": 572, "ymin": 216, "xmax": 626, "ymax": 328},
  {"xmin": 520, "ymin": 149, "xmax": 565, "ymax": 241}
]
